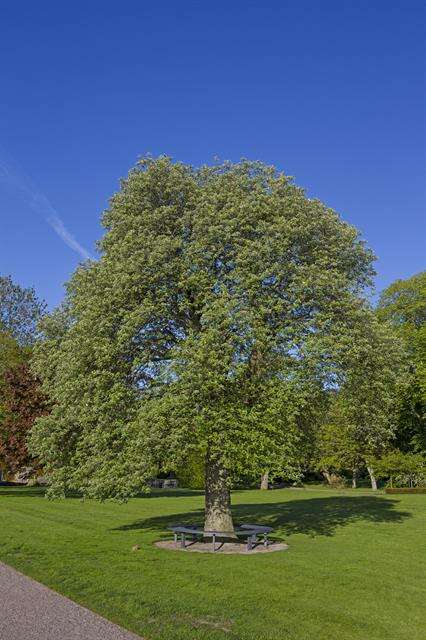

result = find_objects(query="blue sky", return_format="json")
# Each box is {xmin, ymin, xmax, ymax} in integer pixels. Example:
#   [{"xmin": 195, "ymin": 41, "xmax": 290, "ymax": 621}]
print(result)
[{"xmin": 0, "ymin": 1, "xmax": 424, "ymax": 308}]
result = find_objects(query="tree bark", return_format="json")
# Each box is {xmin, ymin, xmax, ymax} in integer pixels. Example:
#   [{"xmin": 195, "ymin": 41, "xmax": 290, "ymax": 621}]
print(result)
[
  {"xmin": 322, "ymin": 469, "xmax": 343, "ymax": 486},
  {"xmin": 322, "ymin": 469, "xmax": 333, "ymax": 485},
  {"xmin": 367, "ymin": 465, "xmax": 378, "ymax": 491},
  {"xmin": 204, "ymin": 454, "xmax": 235, "ymax": 535},
  {"xmin": 352, "ymin": 468, "xmax": 357, "ymax": 489},
  {"xmin": 260, "ymin": 471, "xmax": 269, "ymax": 490}
]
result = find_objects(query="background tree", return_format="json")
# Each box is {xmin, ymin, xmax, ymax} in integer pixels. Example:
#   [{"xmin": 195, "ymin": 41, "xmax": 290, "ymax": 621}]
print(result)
[
  {"xmin": 377, "ymin": 272, "xmax": 425, "ymax": 454},
  {"xmin": 260, "ymin": 385, "xmax": 328, "ymax": 490},
  {"xmin": 0, "ymin": 331, "xmax": 27, "ymax": 430},
  {"xmin": 334, "ymin": 312, "xmax": 404, "ymax": 489},
  {"xmin": 314, "ymin": 394, "xmax": 364, "ymax": 487},
  {"xmin": 0, "ymin": 275, "xmax": 45, "ymax": 345},
  {"xmin": 0, "ymin": 276, "xmax": 45, "ymax": 478},
  {"xmin": 0, "ymin": 363, "xmax": 48, "ymax": 477},
  {"xmin": 0, "ymin": 332, "xmax": 28, "ymax": 477},
  {"xmin": 373, "ymin": 450, "xmax": 426, "ymax": 488},
  {"xmin": 31, "ymin": 157, "xmax": 377, "ymax": 532}
]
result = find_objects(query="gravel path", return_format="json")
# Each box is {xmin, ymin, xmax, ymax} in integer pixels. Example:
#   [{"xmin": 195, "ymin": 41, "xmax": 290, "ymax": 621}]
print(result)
[{"xmin": 0, "ymin": 562, "xmax": 143, "ymax": 640}]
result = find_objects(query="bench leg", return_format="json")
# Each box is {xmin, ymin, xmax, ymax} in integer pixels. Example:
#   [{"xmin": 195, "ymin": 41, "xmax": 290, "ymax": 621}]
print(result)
[
  {"xmin": 247, "ymin": 536, "xmax": 253, "ymax": 551},
  {"xmin": 264, "ymin": 534, "xmax": 268, "ymax": 547},
  {"xmin": 174, "ymin": 533, "xmax": 178, "ymax": 546},
  {"xmin": 180, "ymin": 533, "xmax": 186, "ymax": 549},
  {"xmin": 212, "ymin": 534, "xmax": 216, "ymax": 552}
]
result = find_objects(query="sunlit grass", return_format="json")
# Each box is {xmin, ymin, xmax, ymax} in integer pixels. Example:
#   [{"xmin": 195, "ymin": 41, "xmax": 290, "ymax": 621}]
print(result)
[{"xmin": 0, "ymin": 486, "xmax": 424, "ymax": 640}]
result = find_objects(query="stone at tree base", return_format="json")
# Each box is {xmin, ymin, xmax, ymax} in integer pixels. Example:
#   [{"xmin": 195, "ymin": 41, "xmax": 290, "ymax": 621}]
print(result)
[{"xmin": 154, "ymin": 540, "xmax": 288, "ymax": 554}]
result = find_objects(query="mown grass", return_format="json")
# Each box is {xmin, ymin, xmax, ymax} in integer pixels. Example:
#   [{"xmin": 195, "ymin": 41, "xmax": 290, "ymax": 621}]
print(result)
[{"xmin": 0, "ymin": 486, "xmax": 424, "ymax": 640}]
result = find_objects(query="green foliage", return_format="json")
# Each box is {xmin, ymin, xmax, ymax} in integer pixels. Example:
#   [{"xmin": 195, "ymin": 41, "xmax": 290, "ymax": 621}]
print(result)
[
  {"xmin": 0, "ymin": 275, "xmax": 45, "ymax": 345},
  {"xmin": 0, "ymin": 331, "xmax": 28, "ymax": 414},
  {"xmin": 335, "ymin": 312, "xmax": 405, "ymax": 458},
  {"xmin": 314, "ymin": 397, "xmax": 363, "ymax": 476},
  {"xmin": 373, "ymin": 450, "xmax": 426, "ymax": 487},
  {"xmin": 176, "ymin": 450, "xmax": 205, "ymax": 489},
  {"xmin": 312, "ymin": 313, "xmax": 404, "ymax": 485},
  {"xmin": 0, "ymin": 331, "xmax": 27, "ymax": 374},
  {"xmin": 377, "ymin": 272, "xmax": 426, "ymax": 453},
  {"xmin": 30, "ymin": 157, "xmax": 378, "ymax": 500},
  {"xmin": 377, "ymin": 271, "xmax": 425, "ymax": 363}
]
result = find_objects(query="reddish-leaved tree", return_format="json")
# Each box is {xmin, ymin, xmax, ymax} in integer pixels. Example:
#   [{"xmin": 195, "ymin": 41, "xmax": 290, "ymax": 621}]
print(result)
[{"xmin": 0, "ymin": 363, "xmax": 48, "ymax": 476}]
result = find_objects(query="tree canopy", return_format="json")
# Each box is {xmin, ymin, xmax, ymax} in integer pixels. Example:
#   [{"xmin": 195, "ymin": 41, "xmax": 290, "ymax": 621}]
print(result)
[{"xmin": 31, "ymin": 157, "xmax": 386, "ymax": 529}]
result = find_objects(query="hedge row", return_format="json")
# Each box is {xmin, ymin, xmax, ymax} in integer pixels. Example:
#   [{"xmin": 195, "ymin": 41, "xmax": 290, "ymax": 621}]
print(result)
[{"xmin": 385, "ymin": 487, "xmax": 426, "ymax": 494}]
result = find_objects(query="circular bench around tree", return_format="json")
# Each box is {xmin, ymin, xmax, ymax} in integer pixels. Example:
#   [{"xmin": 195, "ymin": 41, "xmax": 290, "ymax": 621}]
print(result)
[{"xmin": 168, "ymin": 523, "xmax": 273, "ymax": 552}]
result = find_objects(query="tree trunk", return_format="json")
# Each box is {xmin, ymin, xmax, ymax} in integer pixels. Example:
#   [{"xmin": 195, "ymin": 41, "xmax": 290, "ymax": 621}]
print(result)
[
  {"xmin": 352, "ymin": 468, "xmax": 357, "ymax": 489},
  {"xmin": 260, "ymin": 471, "xmax": 269, "ymax": 490},
  {"xmin": 204, "ymin": 454, "xmax": 235, "ymax": 535},
  {"xmin": 367, "ymin": 465, "xmax": 378, "ymax": 491},
  {"xmin": 322, "ymin": 469, "xmax": 333, "ymax": 485}
]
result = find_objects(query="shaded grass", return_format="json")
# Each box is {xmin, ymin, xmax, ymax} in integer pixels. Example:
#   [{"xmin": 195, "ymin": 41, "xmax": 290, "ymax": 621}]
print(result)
[{"xmin": 0, "ymin": 486, "xmax": 424, "ymax": 640}]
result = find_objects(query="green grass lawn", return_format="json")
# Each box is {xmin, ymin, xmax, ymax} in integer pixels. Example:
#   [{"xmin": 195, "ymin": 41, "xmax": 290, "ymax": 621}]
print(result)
[{"xmin": 0, "ymin": 486, "xmax": 424, "ymax": 640}]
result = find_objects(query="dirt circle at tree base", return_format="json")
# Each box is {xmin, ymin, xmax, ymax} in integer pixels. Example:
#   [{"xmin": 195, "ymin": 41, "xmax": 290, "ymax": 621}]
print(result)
[{"xmin": 154, "ymin": 540, "xmax": 289, "ymax": 554}]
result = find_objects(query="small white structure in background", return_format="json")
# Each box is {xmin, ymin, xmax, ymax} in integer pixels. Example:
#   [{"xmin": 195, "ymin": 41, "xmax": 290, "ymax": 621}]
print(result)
[{"xmin": 150, "ymin": 478, "xmax": 179, "ymax": 489}]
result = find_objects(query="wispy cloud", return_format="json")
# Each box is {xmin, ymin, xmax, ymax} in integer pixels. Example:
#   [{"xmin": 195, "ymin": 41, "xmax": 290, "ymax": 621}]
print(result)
[
  {"xmin": 46, "ymin": 215, "xmax": 93, "ymax": 261},
  {"xmin": 0, "ymin": 149, "xmax": 94, "ymax": 261}
]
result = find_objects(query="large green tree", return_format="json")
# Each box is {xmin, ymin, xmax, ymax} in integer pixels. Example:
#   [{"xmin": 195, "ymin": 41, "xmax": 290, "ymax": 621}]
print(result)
[{"xmin": 31, "ymin": 158, "xmax": 377, "ymax": 532}]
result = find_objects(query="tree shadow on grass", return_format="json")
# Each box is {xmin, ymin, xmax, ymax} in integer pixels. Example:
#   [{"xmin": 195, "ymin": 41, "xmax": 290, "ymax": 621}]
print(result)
[{"xmin": 113, "ymin": 496, "xmax": 412, "ymax": 538}]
